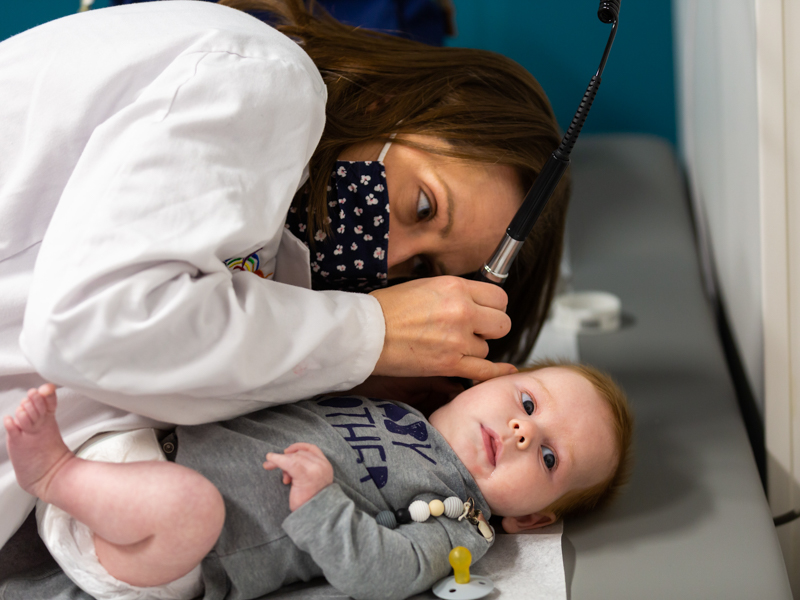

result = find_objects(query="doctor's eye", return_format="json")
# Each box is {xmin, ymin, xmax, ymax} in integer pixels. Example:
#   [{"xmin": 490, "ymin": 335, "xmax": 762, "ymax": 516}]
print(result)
[
  {"xmin": 542, "ymin": 447, "xmax": 556, "ymax": 470},
  {"xmin": 416, "ymin": 190, "xmax": 433, "ymax": 220},
  {"xmin": 521, "ymin": 392, "xmax": 534, "ymax": 415}
]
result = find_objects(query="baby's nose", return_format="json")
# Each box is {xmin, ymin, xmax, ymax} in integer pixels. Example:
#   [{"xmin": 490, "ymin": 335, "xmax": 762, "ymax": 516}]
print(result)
[{"xmin": 510, "ymin": 419, "xmax": 534, "ymax": 451}]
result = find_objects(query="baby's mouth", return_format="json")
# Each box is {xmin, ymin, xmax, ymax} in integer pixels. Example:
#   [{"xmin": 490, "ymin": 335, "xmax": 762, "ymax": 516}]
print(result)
[{"xmin": 481, "ymin": 426, "xmax": 500, "ymax": 467}]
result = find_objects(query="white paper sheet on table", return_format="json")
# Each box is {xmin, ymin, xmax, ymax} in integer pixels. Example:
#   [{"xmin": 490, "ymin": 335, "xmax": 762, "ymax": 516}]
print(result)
[
  {"xmin": 408, "ymin": 521, "xmax": 567, "ymax": 600},
  {"xmin": 471, "ymin": 522, "xmax": 566, "ymax": 600}
]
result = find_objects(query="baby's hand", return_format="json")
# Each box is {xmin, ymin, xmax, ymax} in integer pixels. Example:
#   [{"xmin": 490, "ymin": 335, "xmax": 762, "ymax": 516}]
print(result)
[{"xmin": 263, "ymin": 443, "xmax": 333, "ymax": 511}]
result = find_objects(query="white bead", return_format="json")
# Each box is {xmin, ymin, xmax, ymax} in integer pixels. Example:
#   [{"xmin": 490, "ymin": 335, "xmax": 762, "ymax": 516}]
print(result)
[
  {"xmin": 429, "ymin": 499, "xmax": 445, "ymax": 517},
  {"xmin": 409, "ymin": 500, "xmax": 431, "ymax": 523},
  {"xmin": 443, "ymin": 496, "xmax": 463, "ymax": 519}
]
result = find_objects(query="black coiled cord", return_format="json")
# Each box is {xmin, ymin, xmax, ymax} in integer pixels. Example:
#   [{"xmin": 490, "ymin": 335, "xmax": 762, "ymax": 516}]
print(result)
[
  {"xmin": 479, "ymin": 0, "xmax": 622, "ymax": 281},
  {"xmin": 555, "ymin": 1, "xmax": 619, "ymax": 160},
  {"xmin": 598, "ymin": 0, "xmax": 621, "ymax": 24},
  {"xmin": 556, "ymin": 76, "xmax": 601, "ymax": 160}
]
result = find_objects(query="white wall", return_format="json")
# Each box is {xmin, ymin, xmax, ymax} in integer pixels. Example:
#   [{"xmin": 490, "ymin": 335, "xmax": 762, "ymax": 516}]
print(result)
[
  {"xmin": 675, "ymin": 0, "xmax": 800, "ymax": 590},
  {"xmin": 673, "ymin": 0, "xmax": 763, "ymax": 413}
]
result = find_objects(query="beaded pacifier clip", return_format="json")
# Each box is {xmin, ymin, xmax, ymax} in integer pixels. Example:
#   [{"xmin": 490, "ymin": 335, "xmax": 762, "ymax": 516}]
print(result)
[{"xmin": 375, "ymin": 496, "xmax": 494, "ymax": 542}]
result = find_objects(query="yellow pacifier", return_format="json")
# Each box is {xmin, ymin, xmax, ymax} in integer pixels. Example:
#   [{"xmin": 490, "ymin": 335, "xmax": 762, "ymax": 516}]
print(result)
[{"xmin": 432, "ymin": 546, "xmax": 494, "ymax": 599}]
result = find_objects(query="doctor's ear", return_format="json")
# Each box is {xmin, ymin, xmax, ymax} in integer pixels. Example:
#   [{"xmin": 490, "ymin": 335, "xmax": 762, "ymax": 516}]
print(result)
[{"xmin": 501, "ymin": 512, "xmax": 557, "ymax": 533}]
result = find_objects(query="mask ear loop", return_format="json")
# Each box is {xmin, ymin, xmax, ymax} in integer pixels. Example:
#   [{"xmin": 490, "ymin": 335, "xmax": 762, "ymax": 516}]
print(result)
[{"xmin": 377, "ymin": 133, "xmax": 397, "ymax": 163}]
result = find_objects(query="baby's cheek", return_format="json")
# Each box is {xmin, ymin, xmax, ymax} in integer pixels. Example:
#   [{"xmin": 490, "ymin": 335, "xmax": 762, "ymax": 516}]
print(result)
[{"xmin": 484, "ymin": 474, "xmax": 532, "ymax": 516}]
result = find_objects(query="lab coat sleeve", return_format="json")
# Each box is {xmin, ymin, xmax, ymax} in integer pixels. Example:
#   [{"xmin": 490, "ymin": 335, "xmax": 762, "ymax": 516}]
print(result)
[
  {"xmin": 20, "ymin": 47, "xmax": 386, "ymax": 423},
  {"xmin": 282, "ymin": 484, "xmax": 490, "ymax": 600}
]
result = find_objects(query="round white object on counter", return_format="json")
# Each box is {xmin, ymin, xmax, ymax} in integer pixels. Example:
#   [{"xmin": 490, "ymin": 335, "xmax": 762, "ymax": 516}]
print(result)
[{"xmin": 552, "ymin": 291, "xmax": 621, "ymax": 333}]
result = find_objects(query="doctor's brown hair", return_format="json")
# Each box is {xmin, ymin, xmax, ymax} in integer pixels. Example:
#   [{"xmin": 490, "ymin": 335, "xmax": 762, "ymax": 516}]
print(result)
[{"xmin": 219, "ymin": 0, "xmax": 571, "ymax": 364}]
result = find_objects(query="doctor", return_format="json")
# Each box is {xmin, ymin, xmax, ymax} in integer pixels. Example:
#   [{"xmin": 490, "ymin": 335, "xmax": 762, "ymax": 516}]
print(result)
[{"xmin": 0, "ymin": 0, "xmax": 569, "ymax": 547}]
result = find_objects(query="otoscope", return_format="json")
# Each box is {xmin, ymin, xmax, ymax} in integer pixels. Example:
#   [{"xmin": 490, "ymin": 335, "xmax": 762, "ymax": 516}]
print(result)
[{"xmin": 478, "ymin": 0, "xmax": 621, "ymax": 285}]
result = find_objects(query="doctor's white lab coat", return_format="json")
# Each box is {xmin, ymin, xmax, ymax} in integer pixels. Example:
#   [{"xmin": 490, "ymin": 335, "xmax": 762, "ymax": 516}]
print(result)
[{"xmin": 0, "ymin": 1, "xmax": 385, "ymax": 547}]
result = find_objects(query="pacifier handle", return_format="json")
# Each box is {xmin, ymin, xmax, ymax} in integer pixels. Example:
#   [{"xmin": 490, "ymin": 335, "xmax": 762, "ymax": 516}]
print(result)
[{"xmin": 449, "ymin": 546, "xmax": 472, "ymax": 584}]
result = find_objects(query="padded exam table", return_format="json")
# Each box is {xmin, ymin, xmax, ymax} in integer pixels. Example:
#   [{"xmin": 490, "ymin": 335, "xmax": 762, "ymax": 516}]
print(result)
[
  {"xmin": 561, "ymin": 135, "xmax": 790, "ymax": 599},
  {"xmin": 0, "ymin": 135, "xmax": 792, "ymax": 599}
]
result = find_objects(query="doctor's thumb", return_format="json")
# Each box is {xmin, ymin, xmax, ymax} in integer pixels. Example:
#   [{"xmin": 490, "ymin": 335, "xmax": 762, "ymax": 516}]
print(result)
[{"xmin": 459, "ymin": 359, "xmax": 517, "ymax": 383}]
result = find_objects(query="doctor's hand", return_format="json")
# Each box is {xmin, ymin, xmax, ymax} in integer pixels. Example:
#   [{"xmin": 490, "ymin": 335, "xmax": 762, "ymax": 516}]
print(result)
[
  {"xmin": 263, "ymin": 443, "xmax": 333, "ymax": 511},
  {"xmin": 370, "ymin": 276, "xmax": 516, "ymax": 382}
]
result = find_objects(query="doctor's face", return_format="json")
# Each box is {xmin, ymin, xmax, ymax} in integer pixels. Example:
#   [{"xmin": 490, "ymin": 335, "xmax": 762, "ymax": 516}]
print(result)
[{"xmin": 339, "ymin": 135, "xmax": 523, "ymax": 279}]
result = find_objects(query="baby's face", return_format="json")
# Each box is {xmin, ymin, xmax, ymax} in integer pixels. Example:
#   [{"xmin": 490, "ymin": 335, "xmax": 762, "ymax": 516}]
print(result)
[{"xmin": 429, "ymin": 367, "xmax": 617, "ymax": 527}]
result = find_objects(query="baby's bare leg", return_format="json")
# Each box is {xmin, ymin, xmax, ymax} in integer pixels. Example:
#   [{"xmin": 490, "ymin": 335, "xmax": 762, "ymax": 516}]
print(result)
[{"xmin": 4, "ymin": 386, "xmax": 225, "ymax": 587}]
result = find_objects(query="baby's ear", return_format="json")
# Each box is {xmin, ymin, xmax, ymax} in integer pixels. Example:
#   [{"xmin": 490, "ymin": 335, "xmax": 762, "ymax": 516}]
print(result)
[{"xmin": 501, "ymin": 512, "xmax": 557, "ymax": 533}]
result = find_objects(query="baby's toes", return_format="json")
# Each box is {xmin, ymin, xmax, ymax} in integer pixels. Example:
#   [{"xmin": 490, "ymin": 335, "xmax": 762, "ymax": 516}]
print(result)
[
  {"xmin": 15, "ymin": 401, "xmax": 37, "ymax": 432},
  {"xmin": 3, "ymin": 415, "xmax": 21, "ymax": 436},
  {"xmin": 26, "ymin": 391, "xmax": 48, "ymax": 420},
  {"xmin": 38, "ymin": 385, "xmax": 57, "ymax": 412}
]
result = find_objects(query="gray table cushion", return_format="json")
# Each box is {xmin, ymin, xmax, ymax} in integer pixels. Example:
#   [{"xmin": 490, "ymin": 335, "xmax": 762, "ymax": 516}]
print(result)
[{"xmin": 564, "ymin": 134, "xmax": 791, "ymax": 599}]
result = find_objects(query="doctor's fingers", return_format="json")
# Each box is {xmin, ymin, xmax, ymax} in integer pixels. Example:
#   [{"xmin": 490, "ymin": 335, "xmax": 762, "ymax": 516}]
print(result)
[
  {"xmin": 425, "ymin": 279, "xmax": 510, "ymax": 339},
  {"xmin": 470, "ymin": 303, "xmax": 512, "ymax": 340},
  {"xmin": 455, "ymin": 357, "xmax": 518, "ymax": 383},
  {"xmin": 464, "ymin": 279, "xmax": 509, "ymax": 312}
]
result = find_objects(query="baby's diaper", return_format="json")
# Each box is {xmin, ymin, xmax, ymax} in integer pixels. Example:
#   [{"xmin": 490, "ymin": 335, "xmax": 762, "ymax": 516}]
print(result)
[{"xmin": 36, "ymin": 428, "xmax": 204, "ymax": 600}]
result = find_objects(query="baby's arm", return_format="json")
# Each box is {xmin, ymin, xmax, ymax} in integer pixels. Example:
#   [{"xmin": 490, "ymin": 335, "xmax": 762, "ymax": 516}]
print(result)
[{"xmin": 281, "ymin": 484, "xmax": 488, "ymax": 600}]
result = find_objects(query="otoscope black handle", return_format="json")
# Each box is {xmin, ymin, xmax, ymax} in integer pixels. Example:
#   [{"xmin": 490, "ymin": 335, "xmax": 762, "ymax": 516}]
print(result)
[
  {"xmin": 506, "ymin": 153, "xmax": 570, "ymax": 241},
  {"xmin": 477, "ymin": 152, "xmax": 569, "ymax": 288},
  {"xmin": 477, "ymin": 1, "xmax": 618, "ymax": 286}
]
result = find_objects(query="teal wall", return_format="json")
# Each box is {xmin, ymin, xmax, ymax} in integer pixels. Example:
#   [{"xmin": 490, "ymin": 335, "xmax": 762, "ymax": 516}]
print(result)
[
  {"xmin": 448, "ymin": 0, "xmax": 676, "ymax": 145},
  {"xmin": 2, "ymin": 0, "xmax": 109, "ymax": 41},
  {"xmin": 3, "ymin": 1, "xmax": 676, "ymax": 145}
]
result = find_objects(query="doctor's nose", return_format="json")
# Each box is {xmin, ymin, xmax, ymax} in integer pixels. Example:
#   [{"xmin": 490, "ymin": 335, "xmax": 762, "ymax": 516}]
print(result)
[{"xmin": 510, "ymin": 419, "xmax": 535, "ymax": 451}]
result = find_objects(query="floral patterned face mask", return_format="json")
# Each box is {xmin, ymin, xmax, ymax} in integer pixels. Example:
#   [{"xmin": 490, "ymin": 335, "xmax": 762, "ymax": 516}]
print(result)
[{"xmin": 285, "ymin": 141, "xmax": 392, "ymax": 293}]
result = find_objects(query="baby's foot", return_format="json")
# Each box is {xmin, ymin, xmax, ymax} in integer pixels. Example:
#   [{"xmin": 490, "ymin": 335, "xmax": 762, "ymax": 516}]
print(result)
[{"xmin": 4, "ymin": 385, "xmax": 73, "ymax": 501}]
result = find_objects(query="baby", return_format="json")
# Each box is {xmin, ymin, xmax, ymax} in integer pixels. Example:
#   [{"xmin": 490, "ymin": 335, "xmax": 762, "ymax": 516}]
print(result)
[{"xmin": 4, "ymin": 362, "xmax": 632, "ymax": 600}]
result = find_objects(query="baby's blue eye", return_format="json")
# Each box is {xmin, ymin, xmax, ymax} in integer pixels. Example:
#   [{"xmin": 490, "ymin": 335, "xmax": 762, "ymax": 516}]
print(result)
[
  {"xmin": 542, "ymin": 447, "xmax": 556, "ymax": 470},
  {"xmin": 521, "ymin": 392, "xmax": 534, "ymax": 415},
  {"xmin": 416, "ymin": 190, "xmax": 432, "ymax": 220}
]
